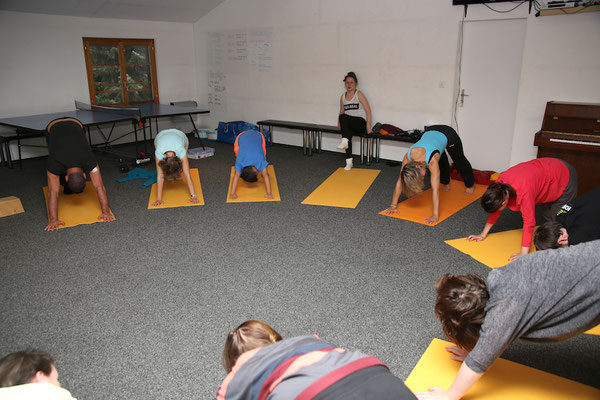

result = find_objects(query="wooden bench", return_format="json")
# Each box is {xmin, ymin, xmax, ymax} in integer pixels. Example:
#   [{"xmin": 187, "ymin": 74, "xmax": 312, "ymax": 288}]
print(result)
[{"xmin": 256, "ymin": 119, "xmax": 373, "ymax": 164}]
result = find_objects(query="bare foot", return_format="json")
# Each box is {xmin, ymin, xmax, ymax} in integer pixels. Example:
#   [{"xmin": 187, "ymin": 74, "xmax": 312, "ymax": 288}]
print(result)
[
  {"xmin": 465, "ymin": 186, "xmax": 475, "ymax": 194},
  {"xmin": 442, "ymin": 184, "xmax": 450, "ymax": 191}
]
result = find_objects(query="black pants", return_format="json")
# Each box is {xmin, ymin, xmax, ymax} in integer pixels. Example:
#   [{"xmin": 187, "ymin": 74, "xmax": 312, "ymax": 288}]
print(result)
[
  {"xmin": 314, "ymin": 365, "xmax": 416, "ymax": 400},
  {"xmin": 541, "ymin": 159, "xmax": 578, "ymax": 222},
  {"xmin": 425, "ymin": 125, "xmax": 475, "ymax": 187},
  {"xmin": 339, "ymin": 114, "xmax": 366, "ymax": 158}
]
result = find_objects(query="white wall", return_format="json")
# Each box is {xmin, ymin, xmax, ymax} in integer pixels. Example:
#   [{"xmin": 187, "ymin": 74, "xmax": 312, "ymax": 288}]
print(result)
[
  {"xmin": 194, "ymin": 0, "xmax": 600, "ymax": 167},
  {"xmin": 0, "ymin": 11, "xmax": 197, "ymax": 159},
  {"xmin": 511, "ymin": 11, "xmax": 600, "ymax": 165}
]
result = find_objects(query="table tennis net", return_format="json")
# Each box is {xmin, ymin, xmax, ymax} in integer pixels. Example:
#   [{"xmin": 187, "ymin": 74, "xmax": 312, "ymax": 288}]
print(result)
[{"xmin": 75, "ymin": 100, "xmax": 141, "ymax": 120}]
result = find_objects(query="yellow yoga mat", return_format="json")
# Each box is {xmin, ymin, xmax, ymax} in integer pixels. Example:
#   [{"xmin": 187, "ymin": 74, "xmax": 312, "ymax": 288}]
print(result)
[
  {"xmin": 226, "ymin": 165, "xmax": 280, "ymax": 203},
  {"xmin": 585, "ymin": 325, "xmax": 600, "ymax": 336},
  {"xmin": 378, "ymin": 180, "xmax": 487, "ymax": 226},
  {"xmin": 301, "ymin": 168, "xmax": 380, "ymax": 209},
  {"xmin": 148, "ymin": 168, "xmax": 205, "ymax": 209},
  {"xmin": 445, "ymin": 228, "xmax": 536, "ymax": 269},
  {"xmin": 406, "ymin": 338, "xmax": 600, "ymax": 399},
  {"xmin": 43, "ymin": 182, "xmax": 115, "ymax": 229}
]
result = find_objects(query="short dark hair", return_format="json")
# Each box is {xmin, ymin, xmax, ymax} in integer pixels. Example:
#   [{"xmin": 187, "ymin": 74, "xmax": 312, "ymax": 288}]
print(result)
[
  {"xmin": 0, "ymin": 350, "xmax": 54, "ymax": 387},
  {"xmin": 343, "ymin": 71, "xmax": 358, "ymax": 83},
  {"xmin": 159, "ymin": 156, "xmax": 182, "ymax": 180},
  {"xmin": 435, "ymin": 274, "xmax": 489, "ymax": 351},
  {"xmin": 481, "ymin": 182, "xmax": 515, "ymax": 213},
  {"xmin": 534, "ymin": 222, "xmax": 563, "ymax": 250},
  {"xmin": 240, "ymin": 166, "xmax": 258, "ymax": 183},
  {"xmin": 67, "ymin": 172, "xmax": 86, "ymax": 193}
]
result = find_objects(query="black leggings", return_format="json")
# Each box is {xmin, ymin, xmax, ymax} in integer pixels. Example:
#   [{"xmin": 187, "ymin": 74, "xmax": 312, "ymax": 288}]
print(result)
[
  {"xmin": 425, "ymin": 125, "xmax": 475, "ymax": 187},
  {"xmin": 339, "ymin": 114, "xmax": 366, "ymax": 157}
]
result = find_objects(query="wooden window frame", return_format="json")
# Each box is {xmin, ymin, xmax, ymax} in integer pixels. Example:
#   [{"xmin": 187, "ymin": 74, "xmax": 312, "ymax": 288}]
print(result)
[{"xmin": 83, "ymin": 37, "xmax": 159, "ymax": 106}]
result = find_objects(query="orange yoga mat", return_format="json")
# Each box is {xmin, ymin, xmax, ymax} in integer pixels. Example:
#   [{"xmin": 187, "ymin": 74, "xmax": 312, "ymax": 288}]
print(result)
[
  {"xmin": 43, "ymin": 182, "xmax": 115, "ymax": 229},
  {"xmin": 585, "ymin": 325, "xmax": 600, "ymax": 336},
  {"xmin": 301, "ymin": 168, "xmax": 380, "ymax": 209},
  {"xmin": 226, "ymin": 165, "xmax": 280, "ymax": 203},
  {"xmin": 378, "ymin": 180, "xmax": 487, "ymax": 226},
  {"xmin": 445, "ymin": 228, "xmax": 536, "ymax": 269},
  {"xmin": 148, "ymin": 168, "xmax": 205, "ymax": 209},
  {"xmin": 406, "ymin": 338, "xmax": 600, "ymax": 399}
]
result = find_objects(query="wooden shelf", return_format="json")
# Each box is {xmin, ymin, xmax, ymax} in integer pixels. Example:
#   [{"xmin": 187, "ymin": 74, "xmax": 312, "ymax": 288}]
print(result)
[{"xmin": 537, "ymin": 4, "xmax": 600, "ymax": 16}]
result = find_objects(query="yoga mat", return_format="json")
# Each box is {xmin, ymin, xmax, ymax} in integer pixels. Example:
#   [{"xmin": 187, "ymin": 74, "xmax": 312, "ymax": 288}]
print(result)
[
  {"xmin": 301, "ymin": 168, "xmax": 380, "ymax": 209},
  {"xmin": 585, "ymin": 325, "xmax": 600, "ymax": 336},
  {"xmin": 148, "ymin": 168, "xmax": 205, "ymax": 209},
  {"xmin": 378, "ymin": 180, "xmax": 487, "ymax": 226},
  {"xmin": 43, "ymin": 182, "xmax": 115, "ymax": 229},
  {"xmin": 445, "ymin": 228, "xmax": 536, "ymax": 269},
  {"xmin": 226, "ymin": 165, "xmax": 280, "ymax": 203},
  {"xmin": 406, "ymin": 338, "xmax": 600, "ymax": 399}
]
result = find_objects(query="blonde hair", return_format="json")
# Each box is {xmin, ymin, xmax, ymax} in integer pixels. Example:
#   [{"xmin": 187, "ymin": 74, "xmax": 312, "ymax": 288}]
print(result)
[
  {"xmin": 222, "ymin": 320, "xmax": 282, "ymax": 373},
  {"xmin": 401, "ymin": 161, "xmax": 426, "ymax": 197}
]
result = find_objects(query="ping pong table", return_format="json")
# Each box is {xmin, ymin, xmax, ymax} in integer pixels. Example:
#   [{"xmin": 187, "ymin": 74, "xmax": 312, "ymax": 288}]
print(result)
[{"xmin": 0, "ymin": 102, "xmax": 210, "ymax": 168}]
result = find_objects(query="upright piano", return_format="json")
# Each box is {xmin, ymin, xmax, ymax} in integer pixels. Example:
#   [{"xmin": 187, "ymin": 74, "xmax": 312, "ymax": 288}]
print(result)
[{"xmin": 534, "ymin": 101, "xmax": 600, "ymax": 195}]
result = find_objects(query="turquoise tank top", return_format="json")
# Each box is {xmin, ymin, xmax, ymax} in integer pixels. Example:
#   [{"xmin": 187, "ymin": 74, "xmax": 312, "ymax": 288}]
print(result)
[{"xmin": 407, "ymin": 130, "xmax": 448, "ymax": 163}]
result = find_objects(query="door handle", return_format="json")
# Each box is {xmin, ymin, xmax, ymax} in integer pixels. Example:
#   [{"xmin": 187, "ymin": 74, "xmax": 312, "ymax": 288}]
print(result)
[{"xmin": 460, "ymin": 89, "xmax": 469, "ymax": 107}]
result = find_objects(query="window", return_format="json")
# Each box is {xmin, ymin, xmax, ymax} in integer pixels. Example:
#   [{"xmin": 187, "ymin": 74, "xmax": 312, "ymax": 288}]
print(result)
[{"xmin": 83, "ymin": 38, "xmax": 159, "ymax": 105}]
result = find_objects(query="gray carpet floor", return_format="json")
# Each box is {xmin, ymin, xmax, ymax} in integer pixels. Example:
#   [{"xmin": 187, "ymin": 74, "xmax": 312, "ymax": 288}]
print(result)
[{"xmin": 1, "ymin": 138, "xmax": 598, "ymax": 399}]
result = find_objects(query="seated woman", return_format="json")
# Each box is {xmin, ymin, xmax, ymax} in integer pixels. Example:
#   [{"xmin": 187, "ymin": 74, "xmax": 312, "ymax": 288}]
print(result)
[
  {"xmin": 217, "ymin": 320, "xmax": 416, "ymax": 400},
  {"xmin": 152, "ymin": 129, "xmax": 199, "ymax": 206},
  {"xmin": 337, "ymin": 71, "xmax": 373, "ymax": 171},
  {"xmin": 469, "ymin": 157, "xmax": 578, "ymax": 261},
  {"xmin": 383, "ymin": 125, "xmax": 475, "ymax": 225}
]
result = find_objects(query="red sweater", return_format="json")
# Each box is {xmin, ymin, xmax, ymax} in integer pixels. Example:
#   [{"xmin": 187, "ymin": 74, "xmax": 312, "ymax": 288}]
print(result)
[{"xmin": 487, "ymin": 158, "xmax": 569, "ymax": 247}]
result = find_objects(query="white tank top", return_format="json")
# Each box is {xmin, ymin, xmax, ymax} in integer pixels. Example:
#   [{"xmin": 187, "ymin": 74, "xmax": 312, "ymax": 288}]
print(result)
[{"xmin": 342, "ymin": 91, "xmax": 367, "ymax": 119}]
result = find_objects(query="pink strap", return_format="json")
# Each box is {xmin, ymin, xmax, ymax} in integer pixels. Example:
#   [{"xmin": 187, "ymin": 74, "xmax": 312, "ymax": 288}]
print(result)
[{"xmin": 295, "ymin": 357, "xmax": 386, "ymax": 400}]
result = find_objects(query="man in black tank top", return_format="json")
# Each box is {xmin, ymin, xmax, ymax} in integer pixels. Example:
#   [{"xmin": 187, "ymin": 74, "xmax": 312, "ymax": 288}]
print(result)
[{"xmin": 44, "ymin": 118, "xmax": 114, "ymax": 231}]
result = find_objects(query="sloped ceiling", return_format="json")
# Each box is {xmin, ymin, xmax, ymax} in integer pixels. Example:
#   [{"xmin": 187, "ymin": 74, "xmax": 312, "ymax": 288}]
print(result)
[{"xmin": 0, "ymin": 0, "xmax": 225, "ymax": 23}]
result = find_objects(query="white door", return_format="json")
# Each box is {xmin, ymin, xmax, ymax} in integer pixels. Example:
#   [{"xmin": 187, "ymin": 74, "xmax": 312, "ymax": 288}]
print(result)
[{"xmin": 456, "ymin": 18, "xmax": 526, "ymax": 172}]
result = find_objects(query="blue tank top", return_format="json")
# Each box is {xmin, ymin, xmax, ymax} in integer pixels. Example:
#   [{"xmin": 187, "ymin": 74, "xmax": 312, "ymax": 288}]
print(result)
[{"xmin": 407, "ymin": 130, "xmax": 448, "ymax": 163}]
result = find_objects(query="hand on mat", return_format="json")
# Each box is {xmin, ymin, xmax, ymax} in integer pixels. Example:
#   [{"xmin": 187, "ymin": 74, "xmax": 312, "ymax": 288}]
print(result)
[
  {"xmin": 414, "ymin": 387, "xmax": 448, "ymax": 400},
  {"xmin": 229, "ymin": 193, "xmax": 238, "ymax": 200},
  {"xmin": 189, "ymin": 197, "xmax": 200, "ymax": 204},
  {"xmin": 424, "ymin": 215, "xmax": 439, "ymax": 225},
  {"xmin": 264, "ymin": 193, "xmax": 274, "ymax": 199},
  {"xmin": 45, "ymin": 220, "xmax": 65, "ymax": 231},
  {"xmin": 98, "ymin": 212, "xmax": 115, "ymax": 223},
  {"xmin": 446, "ymin": 345, "xmax": 468, "ymax": 361},
  {"xmin": 508, "ymin": 252, "xmax": 522, "ymax": 262},
  {"xmin": 467, "ymin": 234, "xmax": 486, "ymax": 242},
  {"xmin": 382, "ymin": 206, "xmax": 399, "ymax": 215},
  {"xmin": 151, "ymin": 200, "xmax": 164, "ymax": 207}
]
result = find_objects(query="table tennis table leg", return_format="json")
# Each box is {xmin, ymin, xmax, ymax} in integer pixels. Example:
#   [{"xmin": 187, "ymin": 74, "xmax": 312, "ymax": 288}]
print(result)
[
  {"xmin": 132, "ymin": 121, "xmax": 140, "ymax": 156},
  {"xmin": 187, "ymin": 114, "xmax": 205, "ymax": 150},
  {"xmin": 143, "ymin": 119, "xmax": 151, "ymax": 155},
  {"xmin": 17, "ymin": 132, "xmax": 23, "ymax": 169}
]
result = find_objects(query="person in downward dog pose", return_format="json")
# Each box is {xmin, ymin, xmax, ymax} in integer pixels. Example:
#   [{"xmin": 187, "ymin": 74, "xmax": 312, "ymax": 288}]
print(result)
[
  {"xmin": 383, "ymin": 125, "xmax": 475, "ymax": 225},
  {"xmin": 218, "ymin": 320, "xmax": 416, "ymax": 399},
  {"xmin": 152, "ymin": 128, "xmax": 200, "ymax": 207}
]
